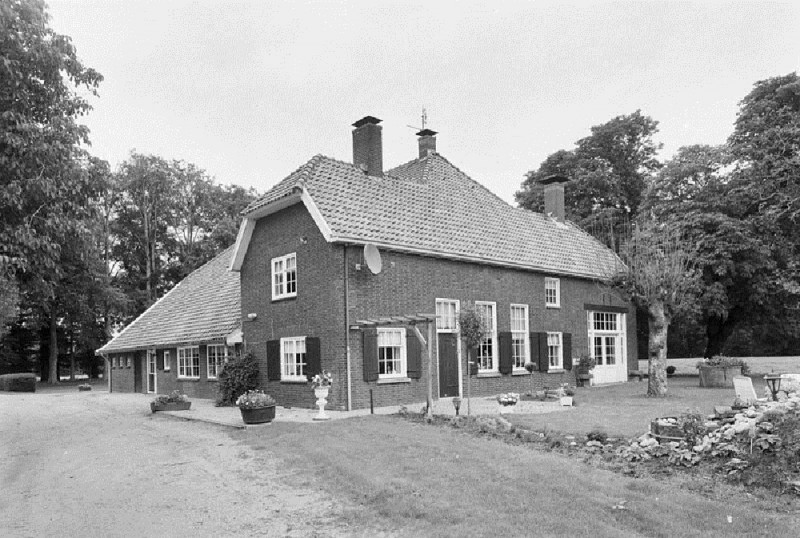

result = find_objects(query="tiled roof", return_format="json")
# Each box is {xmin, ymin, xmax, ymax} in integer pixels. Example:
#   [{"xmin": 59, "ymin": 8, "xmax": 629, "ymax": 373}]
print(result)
[
  {"xmin": 97, "ymin": 246, "xmax": 240, "ymax": 354},
  {"xmin": 243, "ymin": 153, "xmax": 622, "ymax": 280}
]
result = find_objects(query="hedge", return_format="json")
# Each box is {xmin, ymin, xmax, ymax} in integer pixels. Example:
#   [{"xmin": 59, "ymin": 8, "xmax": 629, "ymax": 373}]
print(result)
[{"xmin": 0, "ymin": 373, "xmax": 36, "ymax": 392}]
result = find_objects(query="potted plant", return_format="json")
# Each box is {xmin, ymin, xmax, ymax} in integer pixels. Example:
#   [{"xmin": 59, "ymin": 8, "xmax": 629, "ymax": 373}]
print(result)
[
  {"xmin": 310, "ymin": 371, "xmax": 333, "ymax": 421},
  {"xmin": 555, "ymin": 383, "xmax": 574, "ymax": 406},
  {"xmin": 666, "ymin": 365, "xmax": 676, "ymax": 377},
  {"xmin": 575, "ymin": 354, "xmax": 596, "ymax": 387},
  {"xmin": 696, "ymin": 355, "xmax": 750, "ymax": 388},
  {"xmin": 150, "ymin": 390, "xmax": 191, "ymax": 413},
  {"xmin": 236, "ymin": 390, "xmax": 277, "ymax": 424},
  {"xmin": 496, "ymin": 392, "xmax": 520, "ymax": 414}
]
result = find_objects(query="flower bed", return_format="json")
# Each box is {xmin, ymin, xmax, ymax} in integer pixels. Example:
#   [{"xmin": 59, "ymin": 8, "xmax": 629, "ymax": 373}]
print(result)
[{"xmin": 151, "ymin": 390, "xmax": 191, "ymax": 413}]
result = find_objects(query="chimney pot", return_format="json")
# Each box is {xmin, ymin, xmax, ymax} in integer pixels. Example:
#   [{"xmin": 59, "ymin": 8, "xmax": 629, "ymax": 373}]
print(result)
[
  {"xmin": 539, "ymin": 175, "xmax": 569, "ymax": 223},
  {"xmin": 352, "ymin": 116, "xmax": 383, "ymax": 177},
  {"xmin": 416, "ymin": 128, "xmax": 437, "ymax": 158}
]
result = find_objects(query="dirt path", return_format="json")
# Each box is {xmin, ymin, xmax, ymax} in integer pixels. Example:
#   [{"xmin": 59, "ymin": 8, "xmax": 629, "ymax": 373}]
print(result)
[{"xmin": 0, "ymin": 391, "xmax": 356, "ymax": 537}]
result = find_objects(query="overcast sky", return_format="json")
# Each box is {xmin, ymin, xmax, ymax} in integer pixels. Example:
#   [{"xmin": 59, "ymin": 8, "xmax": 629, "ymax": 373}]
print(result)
[{"xmin": 48, "ymin": 0, "xmax": 800, "ymax": 204}]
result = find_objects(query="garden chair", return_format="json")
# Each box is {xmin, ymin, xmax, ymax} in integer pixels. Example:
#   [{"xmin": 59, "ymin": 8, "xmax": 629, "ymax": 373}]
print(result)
[{"xmin": 732, "ymin": 376, "xmax": 767, "ymax": 405}]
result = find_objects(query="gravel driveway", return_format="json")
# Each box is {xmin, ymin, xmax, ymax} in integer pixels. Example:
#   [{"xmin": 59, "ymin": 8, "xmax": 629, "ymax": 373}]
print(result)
[{"xmin": 0, "ymin": 390, "xmax": 358, "ymax": 537}]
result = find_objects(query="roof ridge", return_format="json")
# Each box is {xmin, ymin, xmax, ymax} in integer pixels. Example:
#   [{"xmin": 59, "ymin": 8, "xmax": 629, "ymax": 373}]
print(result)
[{"xmin": 427, "ymin": 153, "xmax": 513, "ymax": 208}]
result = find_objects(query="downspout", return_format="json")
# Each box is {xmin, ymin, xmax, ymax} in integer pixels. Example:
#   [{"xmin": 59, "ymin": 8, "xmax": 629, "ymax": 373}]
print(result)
[{"xmin": 344, "ymin": 245, "xmax": 352, "ymax": 411}]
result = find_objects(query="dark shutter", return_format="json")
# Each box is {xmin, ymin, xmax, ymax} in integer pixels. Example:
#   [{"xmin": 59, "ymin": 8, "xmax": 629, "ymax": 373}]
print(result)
[
  {"xmin": 563, "ymin": 333, "xmax": 573, "ymax": 371},
  {"xmin": 156, "ymin": 351, "xmax": 164, "ymax": 371},
  {"xmin": 469, "ymin": 355, "xmax": 479, "ymax": 376},
  {"xmin": 528, "ymin": 333, "xmax": 539, "ymax": 371},
  {"xmin": 406, "ymin": 331, "xmax": 422, "ymax": 379},
  {"xmin": 305, "ymin": 337, "xmax": 321, "ymax": 380},
  {"xmin": 498, "ymin": 332, "xmax": 513, "ymax": 375},
  {"xmin": 266, "ymin": 340, "xmax": 281, "ymax": 381},
  {"xmin": 536, "ymin": 332, "xmax": 550, "ymax": 373},
  {"xmin": 362, "ymin": 329, "xmax": 379, "ymax": 382}
]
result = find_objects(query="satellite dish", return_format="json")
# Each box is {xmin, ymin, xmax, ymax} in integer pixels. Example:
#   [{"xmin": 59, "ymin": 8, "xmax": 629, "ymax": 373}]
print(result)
[{"xmin": 364, "ymin": 244, "xmax": 382, "ymax": 275}]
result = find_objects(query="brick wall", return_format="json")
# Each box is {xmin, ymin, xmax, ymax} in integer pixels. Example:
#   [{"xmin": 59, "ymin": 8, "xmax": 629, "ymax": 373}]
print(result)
[
  {"xmin": 240, "ymin": 204, "xmax": 346, "ymax": 409},
  {"xmin": 239, "ymin": 203, "xmax": 637, "ymax": 411}
]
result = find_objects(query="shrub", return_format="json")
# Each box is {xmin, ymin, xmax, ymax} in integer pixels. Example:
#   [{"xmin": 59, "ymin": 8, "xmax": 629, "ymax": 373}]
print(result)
[
  {"xmin": 577, "ymin": 354, "xmax": 597, "ymax": 371},
  {"xmin": 697, "ymin": 355, "xmax": 751, "ymax": 375},
  {"xmin": 152, "ymin": 390, "xmax": 190, "ymax": 405},
  {"xmin": 216, "ymin": 351, "xmax": 259, "ymax": 406},
  {"xmin": 587, "ymin": 429, "xmax": 608, "ymax": 444},
  {"xmin": 666, "ymin": 365, "xmax": 676, "ymax": 375},
  {"xmin": 0, "ymin": 373, "xmax": 36, "ymax": 392}
]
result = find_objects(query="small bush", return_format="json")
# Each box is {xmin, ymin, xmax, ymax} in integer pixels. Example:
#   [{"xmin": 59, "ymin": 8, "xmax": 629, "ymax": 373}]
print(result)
[
  {"xmin": 587, "ymin": 430, "xmax": 608, "ymax": 444},
  {"xmin": 0, "ymin": 373, "xmax": 36, "ymax": 392},
  {"xmin": 697, "ymin": 355, "xmax": 751, "ymax": 375},
  {"xmin": 216, "ymin": 351, "xmax": 259, "ymax": 406},
  {"xmin": 666, "ymin": 365, "xmax": 676, "ymax": 375}
]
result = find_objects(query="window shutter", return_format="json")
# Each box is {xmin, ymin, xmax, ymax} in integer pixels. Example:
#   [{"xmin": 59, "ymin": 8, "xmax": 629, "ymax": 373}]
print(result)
[
  {"xmin": 498, "ymin": 332, "xmax": 513, "ymax": 375},
  {"xmin": 156, "ymin": 352, "xmax": 164, "ymax": 371},
  {"xmin": 528, "ymin": 333, "xmax": 539, "ymax": 371},
  {"xmin": 266, "ymin": 340, "xmax": 281, "ymax": 381},
  {"xmin": 406, "ymin": 331, "xmax": 422, "ymax": 379},
  {"xmin": 305, "ymin": 337, "xmax": 321, "ymax": 380},
  {"xmin": 362, "ymin": 329, "xmax": 379, "ymax": 382},
  {"xmin": 536, "ymin": 332, "xmax": 549, "ymax": 373},
  {"xmin": 563, "ymin": 333, "xmax": 573, "ymax": 371}
]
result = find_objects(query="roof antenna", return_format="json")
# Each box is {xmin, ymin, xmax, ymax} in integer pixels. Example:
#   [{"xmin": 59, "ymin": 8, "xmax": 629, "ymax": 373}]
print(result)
[{"xmin": 406, "ymin": 106, "xmax": 428, "ymax": 131}]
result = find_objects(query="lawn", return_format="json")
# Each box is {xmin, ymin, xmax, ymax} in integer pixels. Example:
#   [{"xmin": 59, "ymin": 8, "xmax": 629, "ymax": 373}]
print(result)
[
  {"xmin": 242, "ymin": 416, "xmax": 799, "ymax": 537},
  {"xmin": 509, "ymin": 376, "xmax": 749, "ymax": 438}
]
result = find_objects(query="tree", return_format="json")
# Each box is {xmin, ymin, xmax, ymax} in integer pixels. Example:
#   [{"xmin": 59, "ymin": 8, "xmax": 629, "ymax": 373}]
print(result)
[
  {"xmin": 516, "ymin": 110, "xmax": 662, "ymax": 235},
  {"xmin": 458, "ymin": 307, "xmax": 486, "ymax": 416},
  {"xmin": 614, "ymin": 219, "xmax": 698, "ymax": 396}
]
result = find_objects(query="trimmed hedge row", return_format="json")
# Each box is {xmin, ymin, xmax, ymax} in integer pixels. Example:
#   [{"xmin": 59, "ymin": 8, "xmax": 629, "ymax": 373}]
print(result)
[{"xmin": 0, "ymin": 373, "xmax": 36, "ymax": 392}]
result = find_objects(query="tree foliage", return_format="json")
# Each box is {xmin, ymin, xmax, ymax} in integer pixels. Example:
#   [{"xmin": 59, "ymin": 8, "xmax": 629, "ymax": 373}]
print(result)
[{"xmin": 516, "ymin": 110, "xmax": 662, "ymax": 233}]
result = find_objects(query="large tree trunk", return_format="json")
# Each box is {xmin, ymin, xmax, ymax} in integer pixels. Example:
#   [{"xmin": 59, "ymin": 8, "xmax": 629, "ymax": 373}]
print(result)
[
  {"xmin": 647, "ymin": 301, "xmax": 671, "ymax": 397},
  {"xmin": 47, "ymin": 308, "xmax": 58, "ymax": 384},
  {"xmin": 703, "ymin": 311, "xmax": 739, "ymax": 359}
]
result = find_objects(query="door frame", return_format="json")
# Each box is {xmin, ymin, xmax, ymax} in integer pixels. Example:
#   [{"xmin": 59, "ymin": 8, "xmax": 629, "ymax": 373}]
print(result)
[
  {"xmin": 146, "ymin": 349, "xmax": 157, "ymax": 394},
  {"xmin": 587, "ymin": 311, "xmax": 627, "ymax": 384},
  {"xmin": 435, "ymin": 298, "xmax": 461, "ymax": 397}
]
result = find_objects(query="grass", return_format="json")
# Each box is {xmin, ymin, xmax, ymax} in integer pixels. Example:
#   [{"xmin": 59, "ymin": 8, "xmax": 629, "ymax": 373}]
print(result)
[
  {"xmin": 241, "ymin": 415, "xmax": 800, "ymax": 537},
  {"xmin": 509, "ymin": 376, "xmax": 744, "ymax": 438}
]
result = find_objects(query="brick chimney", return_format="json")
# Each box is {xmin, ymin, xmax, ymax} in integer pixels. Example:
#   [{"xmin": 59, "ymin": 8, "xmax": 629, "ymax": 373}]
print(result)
[
  {"xmin": 416, "ymin": 128, "xmax": 437, "ymax": 158},
  {"xmin": 539, "ymin": 175, "xmax": 569, "ymax": 223},
  {"xmin": 352, "ymin": 116, "xmax": 383, "ymax": 177}
]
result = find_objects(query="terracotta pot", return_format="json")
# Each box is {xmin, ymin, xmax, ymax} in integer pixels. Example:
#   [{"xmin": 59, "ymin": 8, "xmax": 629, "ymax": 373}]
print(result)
[
  {"xmin": 239, "ymin": 405, "xmax": 276, "ymax": 424},
  {"xmin": 150, "ymin": 401, "xmax": 191, "ymax": 413}
]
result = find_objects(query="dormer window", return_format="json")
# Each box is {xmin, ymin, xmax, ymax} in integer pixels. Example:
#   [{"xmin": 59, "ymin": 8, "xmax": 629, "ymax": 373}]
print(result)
[{"xmin": 272, "ymin": 253, "xmax": 297, "ymax": 300}]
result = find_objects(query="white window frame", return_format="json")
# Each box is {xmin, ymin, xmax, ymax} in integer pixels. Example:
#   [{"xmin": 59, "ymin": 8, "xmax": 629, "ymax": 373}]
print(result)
[
  {"xmin": 377, "ymin": 328, "xmax": 407, "ymax": 379},
  {"xmin": 280, "ymin": 336, "xmax": 306, "ymax": 381},
  {"xmin": 163, "ymin": 350, "xmax": 171, "ymax": 371},
  {"xmin": 545, "ymin": 277, "xmax": 560, "ymax": 308},
  {"xmin": 271, "ymin": 252, "xmax": 297, "ymax": 300},
  {"xmin": 547, "ymin": 332, "xmax": 563, "ymax": 370},
  {"xmin": 126, "ymin": 356, "xmax": 131, "ymax": 368},
  {"xmin": 177, "ymin": 346, "xmax": 200, "ymax": 379},
  {"xmin": 475, "ymin": 301, "xmax": 498, "ymax": 373},
  {"xmin": 510, "ymin": 304, "xmax": 530, "ymax": 370},
  {"xmin": 435, "ymin": 299, "xmax": 460, "ymax": 333},
  {"xmin": 588, "ymin": 312, "xmax": 623, "ymax": 366},
  {"xmin": 206, "ymin": 344, "xmax": 228, "ymax": 380}
]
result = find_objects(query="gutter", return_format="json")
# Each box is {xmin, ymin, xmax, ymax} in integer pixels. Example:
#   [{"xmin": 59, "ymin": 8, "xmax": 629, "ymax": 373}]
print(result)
[{"xmin": 344, "ymin": 244, "xmax": 352, "ymax": 411}]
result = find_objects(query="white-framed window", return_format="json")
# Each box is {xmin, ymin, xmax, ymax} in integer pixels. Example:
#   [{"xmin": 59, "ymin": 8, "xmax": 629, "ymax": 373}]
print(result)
[
  {"xmin": 272, "ymin": 253, "xmax": 297, "ymax": 300},
  {"xmin": 378, "ymin": 328, "xmax": 407, "ymax": 378},
  {"xmin": 436, "ymin": 299, "xmax": 459, "ymax": 332},
  {"xmin": 163, "ymin": 350, "xmax": 171, "ymax": 371},
  {"xmin": 207, "ymin": 344, "xmax": 228, "ymax": 379},
  {"xmin": 547, "ymin": 332, "xmax": 563, "ymax": 369},
  {"xmin": 510, "ymin": 304, "xmax": 529, "ymax": 369},
  {"xmin": 281, "ymin": 337, "xmax": 306, "ymax": 380},
  {"xmin": 126, "ymin": 356, "xmax": 132, "ymax": 368},
  {"xmin": 589, "ymin": 312, "xmax": 622, "ymax": 366},
  {"xmin": 545, "ymin": 277, "xmax": 560, "ymax": 308},
  {"xmin": 475, "ymin": 301, "xmax": 498, "ymax": 372},
  {"xmin": 177, "ymin": 346, "xmax": 200, "ymax": 379}
]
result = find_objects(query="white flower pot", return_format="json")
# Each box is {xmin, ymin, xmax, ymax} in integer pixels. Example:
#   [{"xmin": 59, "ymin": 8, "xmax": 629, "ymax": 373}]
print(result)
[
  {"xmin": 313, "ymin": 386, "xmax": 330, "ymax": 421},
  {"xmin": 498, "ymin": 404, "xmax": 516, "ymax": 415}
]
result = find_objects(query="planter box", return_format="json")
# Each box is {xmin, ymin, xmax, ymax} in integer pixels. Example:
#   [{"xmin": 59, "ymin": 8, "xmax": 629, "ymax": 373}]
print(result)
[
  {"xmin": 0, "ymin": 373, "xmax": 36, "ymax": 392},
  {"xmin": 150, "ymin": 401, "xmax": 191, "ymax": 413},
  {"xmin": 651, "ymin": 417, "xmax": 683, "ymax": 442},
  {"xmin": 698, "ymin": 365, "xmax": 742, "ymax": 388},
  {"xmin": 240, "ymin": 405, "xmax": 276, "ymax": 424}
]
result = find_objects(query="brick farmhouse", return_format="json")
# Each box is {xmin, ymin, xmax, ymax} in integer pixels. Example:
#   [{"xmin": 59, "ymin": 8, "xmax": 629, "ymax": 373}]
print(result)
[{"xmin": 99, "ymin": 116, "xmax": 636, "ymax": 408}]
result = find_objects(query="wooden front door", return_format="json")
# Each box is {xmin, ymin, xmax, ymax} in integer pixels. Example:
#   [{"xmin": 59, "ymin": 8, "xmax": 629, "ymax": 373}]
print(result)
[
  {"xmin": 146, "ymin": 350, "xmax": 157, "ymax": 394},
  {"xmin": 438, "ymin": 333, "xmax": 459, "ymax": 397}
]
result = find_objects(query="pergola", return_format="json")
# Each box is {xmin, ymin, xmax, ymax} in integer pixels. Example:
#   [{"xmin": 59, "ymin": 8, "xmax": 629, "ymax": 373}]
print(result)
[{"xmin": 350, "ymin": 313, "xmax": 437, "ymax": 418}]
